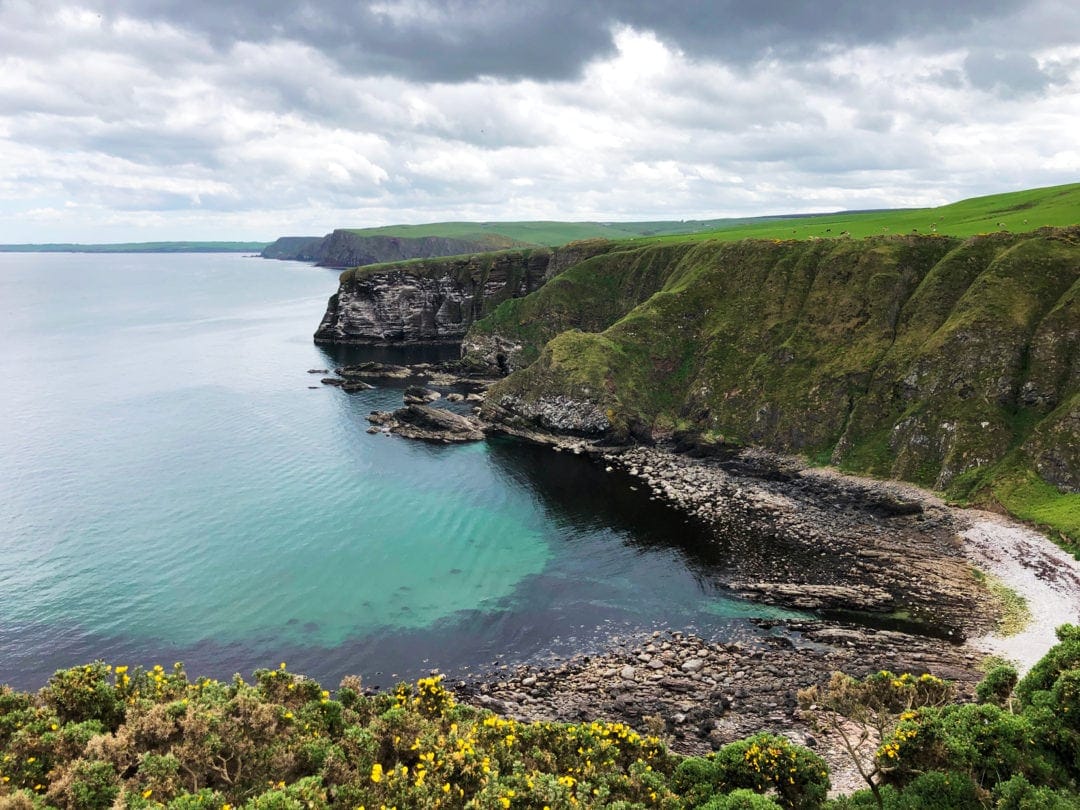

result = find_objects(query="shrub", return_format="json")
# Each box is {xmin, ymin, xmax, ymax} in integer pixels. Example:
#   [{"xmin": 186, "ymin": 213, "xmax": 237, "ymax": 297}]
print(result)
[
  {"xmin": 882, "ymin": 703, "xmax": 1048, "ymax": 789},
  {"xmin": 992, "ymin": 773, "xmax": 1080, "ymax": 809},
  {"xmin": 702, "ymin": 787, "xmax": 785, "ymax": 809},
  {"xmin": 40, "ymin": 663, "xmax": 123, "ymax": 730},
  {"xmin": 976, "ymin": 664, "xmax": 1019, "ymax": 708},
  {"xmin": 710, "ymin": 733, "xmax": 830, "ymax": 809},
  {"xmin": 887, "ymin": 770, "xmax": 983, "ymax": 810}
]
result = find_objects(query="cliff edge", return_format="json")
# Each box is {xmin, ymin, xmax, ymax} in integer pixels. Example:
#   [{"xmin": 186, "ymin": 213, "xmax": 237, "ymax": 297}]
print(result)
[{"xmin": 473, "ymin": 229, "xmax": 1078, "ymax": 540}]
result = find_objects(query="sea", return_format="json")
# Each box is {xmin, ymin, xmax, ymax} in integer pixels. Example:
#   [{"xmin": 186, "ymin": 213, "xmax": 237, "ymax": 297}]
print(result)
[{"xmin": 0, "ymin": 252, "xmax": 797, "ymax": 691}]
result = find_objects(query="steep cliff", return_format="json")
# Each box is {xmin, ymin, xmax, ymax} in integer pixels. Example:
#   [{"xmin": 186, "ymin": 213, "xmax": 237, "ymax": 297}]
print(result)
[
  {"xmin": 313, "ymin": 240, "xmax": 614, "ymax": 345},
  {"xmin": 261, "ymin": 236, "xmax": 324, "ymax": 261},
  {"xmin": 475, "ymin": 229, "xmax": 1079, "ymax": 538},
  {"xmin": 262, "ymin": 229, "xmax": 527, "ymax": 267}
]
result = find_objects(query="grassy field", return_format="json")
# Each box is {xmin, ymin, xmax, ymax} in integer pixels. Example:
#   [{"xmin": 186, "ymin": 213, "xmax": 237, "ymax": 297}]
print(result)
[
  {"xmin": 339, "ymin": 183, "xmax": 1080, "ymax": 248},
  {"xmin": 644, "ymin": 182, "xmax": 1080, "ymax": 244},
  {"xmin": 0, "ymin": 241, "xmax": 269, "ymax": 253}
]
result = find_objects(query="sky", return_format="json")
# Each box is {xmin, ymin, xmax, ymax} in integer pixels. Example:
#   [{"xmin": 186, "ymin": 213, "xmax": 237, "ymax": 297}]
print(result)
[{"xmin": 0, "ymin": 0, "xmax": 1078, "ymax": 242}]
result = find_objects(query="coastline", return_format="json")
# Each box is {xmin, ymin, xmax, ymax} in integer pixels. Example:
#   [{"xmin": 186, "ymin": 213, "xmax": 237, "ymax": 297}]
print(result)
[{"xmin": 450, "ymin": 430, "xmax": 1080, "ymax": 791}]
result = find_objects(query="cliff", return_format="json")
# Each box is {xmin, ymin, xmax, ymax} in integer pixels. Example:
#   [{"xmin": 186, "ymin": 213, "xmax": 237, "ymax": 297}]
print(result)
[
  {"xmin": 474, "ymin": 229, "xmax": 1079, "ymax": 539},
  {"xmin": 262, "ymin": 229, "xmax": 527, "ymax": 267},
  {"xmin": 313, "ymin": 240, "xmax": 615, "ymax": 346}
]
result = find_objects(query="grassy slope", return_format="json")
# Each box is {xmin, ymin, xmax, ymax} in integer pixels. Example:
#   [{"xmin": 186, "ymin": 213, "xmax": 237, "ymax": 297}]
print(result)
[
  {"xmin": 480, "ymin": 229, "xmax": 1080, "ymax": 546},
  {"xmin": 338, "ymin": 183, "xmax": 1080, "ymax": 249},
  {"xmin": 345, "ymin": 221, "xmax": 645, "ymax": 246},
  {"xmin": 642, "ymin": 182, "xmax": 1080, "ymax": 244}
]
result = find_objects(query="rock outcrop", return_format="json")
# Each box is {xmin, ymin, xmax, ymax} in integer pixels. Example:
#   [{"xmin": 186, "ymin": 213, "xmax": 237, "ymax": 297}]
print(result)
[
  {"xmin": 367, "ymin": 405, "xmax": 485, "ymax": 442},
  {"xmin": 314, "ymin": 241, "xmax": 614, "ymax": 345}
]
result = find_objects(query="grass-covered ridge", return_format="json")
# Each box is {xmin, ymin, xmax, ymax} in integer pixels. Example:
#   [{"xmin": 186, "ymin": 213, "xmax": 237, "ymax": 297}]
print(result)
[
  {"xmin": 10, "ymin": 629, "xmax": 1080, "ymax": 808},
  {"xmin": 478, "ymin": 227, "xmax": 1079, "ymax": 544},
  {"xmin": 331, "ymin": 183, "xmax": 1080, "ymax": 251}
]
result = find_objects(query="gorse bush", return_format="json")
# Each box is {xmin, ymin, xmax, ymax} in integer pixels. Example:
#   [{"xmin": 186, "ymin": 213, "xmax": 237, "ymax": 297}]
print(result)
[
  {"xmin": 0, "ymin": 665, "xmax": 687, "ymax": 809},
  {"xmin": 7, "ymin": 628, "xmax": 1080, "ymax": 808}
]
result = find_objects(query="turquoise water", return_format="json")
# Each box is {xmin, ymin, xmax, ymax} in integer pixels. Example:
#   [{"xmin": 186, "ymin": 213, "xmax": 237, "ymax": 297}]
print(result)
[{"xmin": 0, "ymin": 253, "xmax": 793, "ymax": 690}]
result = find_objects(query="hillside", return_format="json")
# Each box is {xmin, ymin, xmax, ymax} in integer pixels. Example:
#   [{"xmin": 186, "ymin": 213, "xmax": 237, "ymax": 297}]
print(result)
[
  {"xmin": 276, "ymin": 183, "xmax": 1080, "ymax": 266},
  {"xmin": 471, "ymin": 229, "xmax": 1079, "ymax": 543},
  {"xmin": 640, "ymin": 182, "xmax": 1080, "ymax": 245}
]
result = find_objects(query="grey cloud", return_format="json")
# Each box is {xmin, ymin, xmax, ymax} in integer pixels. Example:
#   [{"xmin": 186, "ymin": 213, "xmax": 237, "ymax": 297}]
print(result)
[
  {"xmin": 964, "ymin": 50, "xmax": 1052, "ymax": 97},
  {"xmin": 91, "ymin": 0, "xmax": 1036, "ymax": 82}
]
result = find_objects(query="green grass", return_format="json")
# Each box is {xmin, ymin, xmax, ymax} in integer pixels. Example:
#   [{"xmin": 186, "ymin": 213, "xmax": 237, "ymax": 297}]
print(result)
[
  {"xmin": 637, "ymin": 182, "xmax": 1080, "ymax": 245},
  {"xmin": 344, "ymin": 221, "xmax": 644, "ymax": 246},
  {"xmin": 338, "ymin": 182, "xmax": 1080, "ymax": 250},
  {"xmin": 993, "ymin": 468, "xmax": 1080, "ymax": 546},
  {"xmin": 0, "ymin": 241, "xmax": 269, "ymax": 253},
  {"xmin": 986, "ymin": 575, "xmax": 1032, "ymax": 637}
]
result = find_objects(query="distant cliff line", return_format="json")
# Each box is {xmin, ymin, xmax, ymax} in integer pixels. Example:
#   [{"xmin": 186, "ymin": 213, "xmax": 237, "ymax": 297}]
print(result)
[{"xmin": 314, "ymin": 228, "xmax": 1079, "ymax": 542}]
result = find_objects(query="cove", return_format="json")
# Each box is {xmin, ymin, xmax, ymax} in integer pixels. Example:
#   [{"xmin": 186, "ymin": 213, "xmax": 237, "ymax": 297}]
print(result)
[{"xmin": 0, "ymin": 253, "xmax": 798, "ymax": 692}]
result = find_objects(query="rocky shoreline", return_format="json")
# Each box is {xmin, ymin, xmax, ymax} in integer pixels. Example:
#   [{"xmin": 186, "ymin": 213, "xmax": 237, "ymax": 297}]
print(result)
[
  {"xmin": 454, "ymin": 622, "xmax": 981, "ymax": 793},
  {"xmin": 313, "ymin": 357, "xmax": 1078, "ymax": 792}
]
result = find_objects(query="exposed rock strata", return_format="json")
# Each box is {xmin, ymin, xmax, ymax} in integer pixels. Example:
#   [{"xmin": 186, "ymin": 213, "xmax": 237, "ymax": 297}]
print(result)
[
  {"xmin": 314, "ymin": 241, "xmax": 614, "ymax": 346},
  {"xmin": 367, "ymin": 405, "xmax": 485, "ymax": 443}
]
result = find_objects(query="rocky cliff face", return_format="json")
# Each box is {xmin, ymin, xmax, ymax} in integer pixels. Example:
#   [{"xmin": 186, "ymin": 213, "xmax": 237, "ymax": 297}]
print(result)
[
  {"xmin": 261, "ymin": 236, "xmax": 324, "ymax": 261},
  {"xmin": 313, "ymin": 241, "xmax": 614, "ymax": 345},
  {"xmin": 473, "ymin": 229, "xmax": 1079, "ymax": 528},
  {"xmin": 263, "ymin": 230, "xmax": 526, "ymax": 267}
]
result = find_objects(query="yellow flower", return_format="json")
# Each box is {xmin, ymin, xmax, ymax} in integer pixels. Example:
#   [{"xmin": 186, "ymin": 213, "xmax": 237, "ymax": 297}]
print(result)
[
  {"xmin": 370, "ymin": 763, "xmax": 383, "ymax": 783},
  {"xmin": 142, "ymin": 789, "xmax": 153, "ymax": 798}
]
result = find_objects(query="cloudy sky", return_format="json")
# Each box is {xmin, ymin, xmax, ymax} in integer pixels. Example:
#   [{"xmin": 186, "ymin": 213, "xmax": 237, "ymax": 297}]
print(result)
[{"xmin": 1, "ymin": 0, "xmax": 1077, "ymax": 242}]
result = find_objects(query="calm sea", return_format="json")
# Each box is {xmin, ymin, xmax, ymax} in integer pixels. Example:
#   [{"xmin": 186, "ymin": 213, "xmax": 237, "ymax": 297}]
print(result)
[{"xmin": 0, "ymin": 252, "xmax": 795, "ymax": 691}]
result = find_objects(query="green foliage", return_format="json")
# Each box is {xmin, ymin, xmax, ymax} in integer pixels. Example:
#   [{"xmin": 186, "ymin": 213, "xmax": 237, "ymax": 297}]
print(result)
[
  {"xmin": 40, "ymin": 662, "xmax": 123, "ymax": 730},
  {"xmin": 64, "ymin": 758, "xmax": 120, "ymax": 810},
  {"xmin": 886, "ymin": 770, "xmax": 983, "ymax": 810},
  {"xmin": 992, "ymin": 774, "xmax": 1080, "ymax": 809},
  {"xmin": 701, "ymin": 788, "xmax": 785, "ymax": 809},
  {"xmin": 0, "ymin": 667, "xmax": 680, "ymax": 809},
  {"xmin": 976, "ymin": 664, "xmax": 1020, "ymax": 708},
  {"xmin": 678, "ymin": 733, "xmax": 830, "ymax": 810}
]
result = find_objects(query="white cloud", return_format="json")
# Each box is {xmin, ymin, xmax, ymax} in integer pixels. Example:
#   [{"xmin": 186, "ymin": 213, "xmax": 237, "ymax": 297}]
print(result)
[{"xmin": 0, "ymin": 2, "xmax": 1076, "ymax": 241}]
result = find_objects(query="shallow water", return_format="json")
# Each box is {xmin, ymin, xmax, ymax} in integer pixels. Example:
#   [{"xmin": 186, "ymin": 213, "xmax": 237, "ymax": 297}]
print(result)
[{"xmin": 0, "ymin": 253, "xmax": 797, "ymax": 691}]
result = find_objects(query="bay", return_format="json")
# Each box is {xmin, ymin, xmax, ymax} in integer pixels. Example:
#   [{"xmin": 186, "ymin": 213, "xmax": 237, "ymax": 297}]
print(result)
[{"xmin": 0, "ymin": 252, "xmax": 795, "ymax": 691}]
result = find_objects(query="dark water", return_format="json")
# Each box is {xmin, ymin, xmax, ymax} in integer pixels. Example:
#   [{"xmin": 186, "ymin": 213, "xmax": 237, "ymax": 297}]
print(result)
[{"xmin": 0, "ymin": 253, "xmax": 797, "ymax": 691}]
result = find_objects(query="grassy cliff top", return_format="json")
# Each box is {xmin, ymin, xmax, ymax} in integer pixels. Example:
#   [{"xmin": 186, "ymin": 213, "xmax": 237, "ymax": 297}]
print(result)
[{"xmin": 335, "ymin": 183, "xmax": 1080, "ymax": 249}]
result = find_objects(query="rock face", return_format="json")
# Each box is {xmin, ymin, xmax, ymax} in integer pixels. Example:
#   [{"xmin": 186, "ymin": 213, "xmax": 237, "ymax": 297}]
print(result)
[
  {"xmin": 478, "ymin": 229, "xmax": 1080, "ymax": 501},
  {"xmin": 314, "ymin": 241, "xmax": 613, "ymax": 345},
  {"xmin": 263, "ymin": 230, "xmax": 526, "ymax": 267},
  {"xmin": 261, "ymin": 236, "xmax": 324, "ymax": 261}
]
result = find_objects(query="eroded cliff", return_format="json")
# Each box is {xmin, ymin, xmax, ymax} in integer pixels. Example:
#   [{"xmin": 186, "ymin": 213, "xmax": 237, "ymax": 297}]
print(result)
[
  {"xmin": 472, "ymin": 229, "xmax": 1078, "ymax": 537},
  {"xmin": 263, "ymin": 229, "xmax": 527, "ymax": 267},
  {"xmin": 313, "ymin": 241, "xmax": 614, "ymax": 345}
]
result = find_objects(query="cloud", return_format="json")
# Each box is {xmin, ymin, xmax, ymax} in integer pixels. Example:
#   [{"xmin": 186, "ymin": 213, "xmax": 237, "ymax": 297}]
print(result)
[
  {"xmin": 0, "ymin": 0, "xmax": 1076, "ymax": 241},
  {"xmin": 963, "ymin": 49, "xmax": 1053, "ymax": 97}
]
